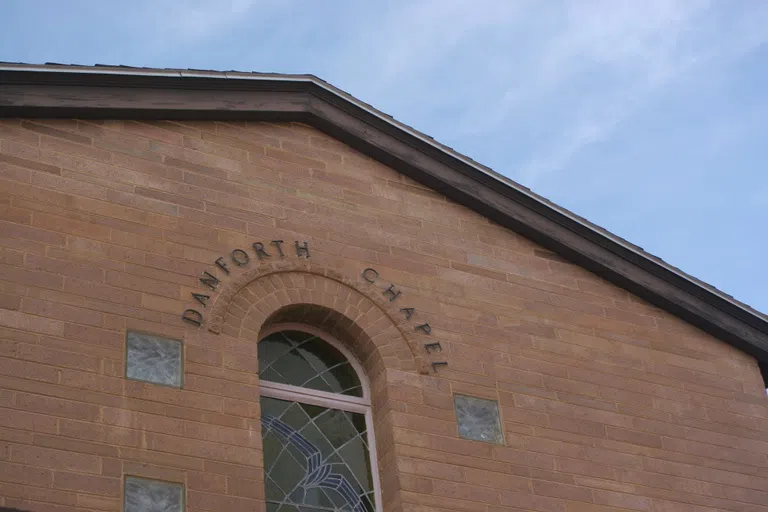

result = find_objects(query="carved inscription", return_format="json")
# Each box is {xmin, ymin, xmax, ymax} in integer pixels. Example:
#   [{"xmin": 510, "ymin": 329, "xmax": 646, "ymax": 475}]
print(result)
[
  {"xmin": 181, "ymin": 240, "xmax": 309, "ymax": 327},
  {"xmin": 361, "ymin": 267, "xmax": 446, "ymax": 372}
]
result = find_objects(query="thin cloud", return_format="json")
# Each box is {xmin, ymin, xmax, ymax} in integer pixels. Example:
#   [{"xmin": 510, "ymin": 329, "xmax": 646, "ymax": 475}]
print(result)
[
  {"xmin": 469, "ymin": 0, "xmax": 768, "ymax": 186},
  {"xmin": 138, "ymin": 0, "xmax": 291, "ymax": 51}
]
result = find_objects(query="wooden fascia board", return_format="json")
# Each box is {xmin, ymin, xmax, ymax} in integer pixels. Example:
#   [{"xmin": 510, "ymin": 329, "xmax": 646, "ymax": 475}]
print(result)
[{"xmin": 2, "ymin": 69, "xmax": 768, "ymax": 362}]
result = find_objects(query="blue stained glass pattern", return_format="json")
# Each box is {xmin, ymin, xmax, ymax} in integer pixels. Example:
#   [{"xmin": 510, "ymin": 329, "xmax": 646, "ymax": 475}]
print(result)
[{"xmin": 261, "ymin": 397, "xmax": 375, "ymax": 512}]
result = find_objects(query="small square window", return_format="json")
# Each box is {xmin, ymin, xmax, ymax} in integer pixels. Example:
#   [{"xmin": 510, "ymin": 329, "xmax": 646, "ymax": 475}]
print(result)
[
  {"xmin": 125, "ymin": 476, "xmax": 184, "ymax": 512},
  {"xmin": 454, "ymin": 394, "xmax": 504, "ymax": 444},
  {"xmin": 126, "ymin": 331, "xmax": 182, "ymax": 387}
]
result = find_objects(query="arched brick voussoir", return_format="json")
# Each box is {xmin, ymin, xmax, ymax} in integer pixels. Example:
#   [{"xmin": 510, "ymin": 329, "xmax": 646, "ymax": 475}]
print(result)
[{"xmin": 207, "ymin": 260, "xmax": 430, "ymax": 374}]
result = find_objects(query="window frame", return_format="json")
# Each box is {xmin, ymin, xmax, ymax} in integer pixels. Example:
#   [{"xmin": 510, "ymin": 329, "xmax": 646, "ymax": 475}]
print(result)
[{"xmin": 258, "ymin": 322, "xmax": 383, "ymax": 512}]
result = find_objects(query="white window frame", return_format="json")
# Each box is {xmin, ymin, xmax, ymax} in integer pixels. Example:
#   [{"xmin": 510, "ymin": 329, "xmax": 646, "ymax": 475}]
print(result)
[{"xmin": 258, "ymin": 323, "xmax": 383, "ymax": 512}]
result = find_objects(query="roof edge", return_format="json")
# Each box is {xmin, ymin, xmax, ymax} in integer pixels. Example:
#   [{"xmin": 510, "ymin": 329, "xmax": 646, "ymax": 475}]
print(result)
[{"xmin": 2, "ymin": 63, "xmax": 767, "ymax": 363}]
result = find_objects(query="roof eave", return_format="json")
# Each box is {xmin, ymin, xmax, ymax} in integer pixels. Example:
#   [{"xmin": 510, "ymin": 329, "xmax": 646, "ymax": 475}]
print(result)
[{"xmin": 2, "ymin": 64, "xmax": 767, "ymax": 363}]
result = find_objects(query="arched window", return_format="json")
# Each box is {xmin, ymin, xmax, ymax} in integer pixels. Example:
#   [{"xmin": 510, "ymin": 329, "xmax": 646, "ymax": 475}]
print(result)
[{"xmin": 258, "ymin": 324, "xmax": 381, "ymax": 512}]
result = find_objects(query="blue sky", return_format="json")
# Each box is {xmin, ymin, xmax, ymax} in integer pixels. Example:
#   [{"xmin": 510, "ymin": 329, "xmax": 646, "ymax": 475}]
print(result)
[{"xmin": 2, "ymin": 0, "xmax": 768, "ymax": 313}]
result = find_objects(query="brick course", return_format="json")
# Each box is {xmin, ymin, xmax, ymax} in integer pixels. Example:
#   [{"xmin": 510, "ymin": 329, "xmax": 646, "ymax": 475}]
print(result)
[{"xmin": 0, "ymin": 118, "xmax": 766, "ymax": 511}]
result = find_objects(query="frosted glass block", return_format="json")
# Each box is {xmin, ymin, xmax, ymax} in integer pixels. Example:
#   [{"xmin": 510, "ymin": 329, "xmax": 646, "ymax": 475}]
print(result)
[
  {"xmin": 126, "ymin": 331, "xmax": 182, "ymax": 387},
  {"xmin": 454, "ymin": 394, "xmax": 504, "ymax": 444},
  {"xmin": 125, "ymin": 476, "xmax": 183, "ymax": 512}
]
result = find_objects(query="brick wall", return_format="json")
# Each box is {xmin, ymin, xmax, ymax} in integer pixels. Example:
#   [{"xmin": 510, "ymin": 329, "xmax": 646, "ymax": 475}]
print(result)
[{"xmin": 0, "ymin": 118, "xmax": 767, "ymax": 511}]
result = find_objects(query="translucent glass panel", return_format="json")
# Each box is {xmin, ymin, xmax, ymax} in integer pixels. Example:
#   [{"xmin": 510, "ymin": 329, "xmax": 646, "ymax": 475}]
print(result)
[
  {"xmin": 454, "ymin": 394, "xmax": 504, "ymax": 444},
  {"xmin": 259, "ymin": 330, "xmax": 362, "ymax": 397},
  {"xmin": 124, "ymin": 476, "xmax": 184, "ymax": 512},
  {"xmin": 261, "ymin": 396, "xmax": 374, "ymax": 512},
  {"xmin": 126, "ymin": 331, "xmax": 182, "ymax": 387}
]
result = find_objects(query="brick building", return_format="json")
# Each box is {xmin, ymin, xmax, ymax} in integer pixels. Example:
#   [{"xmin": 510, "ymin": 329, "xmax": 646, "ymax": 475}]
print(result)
[{"xmin": 0, "ymin": 63, "xmax": 767, "ymax": 512}]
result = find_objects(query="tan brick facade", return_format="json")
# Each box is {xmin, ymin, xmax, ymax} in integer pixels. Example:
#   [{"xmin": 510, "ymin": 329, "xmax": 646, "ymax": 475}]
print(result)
[{"xmin": 0, "ymin": 118, "xmax": 767, "ymax": 511}]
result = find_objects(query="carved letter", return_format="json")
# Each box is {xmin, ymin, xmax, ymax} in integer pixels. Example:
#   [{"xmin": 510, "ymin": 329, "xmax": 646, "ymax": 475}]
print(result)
[
  {"xmin": 400, "ymin": 307, "xmax": 415, "ymax": 320},
  {"xmin": 383, "ymin": 284, "xmax": 402, "ymax": 302},
  {"xmin": 362, "ymin": 268, "xmax": 379, "ymax": 283},
  {"xmin": 295, "ymin": 241, "xmax": 310, "ymax": 259},
  {"xmin": 215, "ymin": 257, "xmax": 230, "ymax": 275},
  {"xmin": 231, "ymin": 249, "xmax": 249, "ymax": 266},
  {"xmin": 182, "ymin": 309, "xmax": 203, "ymax": 326},
  {"xmin": 416, "ymin": 323, "xmax": 432, "ymax": 335},
  {"xmin": 200, "ymin": 271, "xmax": 220, "ymax": 291},
  {"xmin": 252, "ymin": 242, "xmax": 270, "ymax": 260},
  {"xmin": 192, "ymin": 293, "xmax": 210, "ymax": 307},
  {"xmin": 270, "ymin": 240, "xmax": 285, "ymax": 257}
]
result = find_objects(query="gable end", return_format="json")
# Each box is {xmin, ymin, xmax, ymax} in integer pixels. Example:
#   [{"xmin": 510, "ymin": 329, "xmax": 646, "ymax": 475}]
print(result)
[{"xmin": 2, "ymin": 64, "xmax": 767, "ymax": 363}]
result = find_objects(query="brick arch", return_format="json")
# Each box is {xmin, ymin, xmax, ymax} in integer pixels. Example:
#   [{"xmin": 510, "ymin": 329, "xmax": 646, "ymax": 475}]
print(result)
[
  {"xmin": 205, "ymin": 261, "xmax": 419, "ymax": 512},
  {"xmin": 207, "ymin": 259, "xmax": 429, "ymax": 375},
  {"xmin": 259, "ymin": 303, "xmax": 392, "ymax": 378}
]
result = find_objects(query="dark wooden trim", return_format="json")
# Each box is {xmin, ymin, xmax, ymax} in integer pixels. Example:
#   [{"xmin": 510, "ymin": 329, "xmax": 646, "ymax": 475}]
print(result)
[
  {"xmin": 0, "ymin": 83, "xmax": 312, "ymax": 120},
  {"xmin": 3, "ymin": 68, "xmax": 768, "ymax": 363},
  {"xmin": 759, "ymin": 362, "xmax": 768, "ymax": 387}
]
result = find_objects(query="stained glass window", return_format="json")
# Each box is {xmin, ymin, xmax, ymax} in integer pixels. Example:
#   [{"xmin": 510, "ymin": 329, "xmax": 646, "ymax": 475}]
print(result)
[
  {"xmin": 259, "ymin": 330, "xmax": 363, "ymax": 397},
  {"xmin": 259, "ymin": 328, "xmax": 378, "ymax": 512}
]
